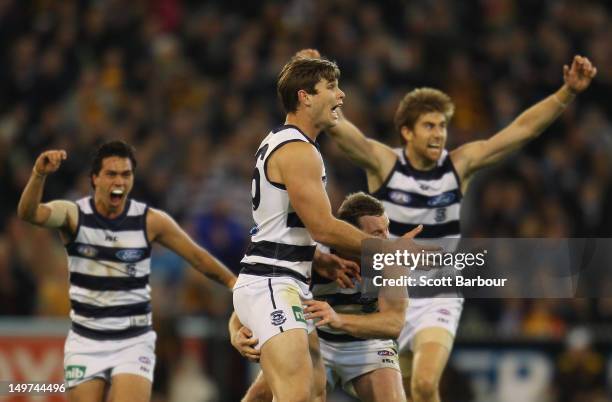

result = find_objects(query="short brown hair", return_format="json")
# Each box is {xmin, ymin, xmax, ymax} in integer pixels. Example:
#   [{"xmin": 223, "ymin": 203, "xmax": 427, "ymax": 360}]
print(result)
[
  {"xmin": 277, "ymin": 57, "xmax": 340, "ymax": 113},
  {"xmin": 394, "ymin": 88, "xmax": 455, "ymax": 139},
  {"xmin": 337, "ymin": 192, "xmax": 385, "ymax": 228}
]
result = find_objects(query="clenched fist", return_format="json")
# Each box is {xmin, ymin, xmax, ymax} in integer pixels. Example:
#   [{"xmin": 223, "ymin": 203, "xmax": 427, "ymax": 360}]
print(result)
[
  {"xmin": 33, "ymin": 150, "xmax": 67, "ymax": 176},
  {"xmin": 564, "ymin": 55, "xmax": 597, "ymax": 94}
]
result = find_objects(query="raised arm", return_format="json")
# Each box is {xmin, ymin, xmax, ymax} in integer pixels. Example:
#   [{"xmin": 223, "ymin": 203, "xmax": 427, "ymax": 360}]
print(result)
[
  {"xmin": 294, "ymin": 48, "xmax": 397, "ymax": 190},
  {"xmin": 328, "ymin": 111, "xmax": 398, "ymax": 190},
  {"xmin": 273, "ymin": 141, "xmax": 372, "ymax": 256},
  {"xmin": 451, "ymin": 55, "xmax": 597, "ymax": 186},
  {"xmin": 17, "ymin": 150, "xmax": 77, "ymax": 233},
  {"xmin": 147, "ymin": 208, "xmax": 236, "ymax": 289}
]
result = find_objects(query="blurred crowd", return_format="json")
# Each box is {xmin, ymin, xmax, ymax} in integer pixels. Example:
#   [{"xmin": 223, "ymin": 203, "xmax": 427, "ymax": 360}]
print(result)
[{"xmin": 0, "ymin": 0, "xmax": 610, "ymax": 400}]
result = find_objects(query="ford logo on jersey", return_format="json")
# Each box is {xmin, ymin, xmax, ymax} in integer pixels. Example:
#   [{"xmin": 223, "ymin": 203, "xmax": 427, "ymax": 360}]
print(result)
[
  {"xmin": 116, "ymin": 249, "xmax": 145, "ymax": 262},
  {"xmin": 427, "ymin": 192, "xmax": 455, "ymax": 207},
  {"xmin": 389, "ymin": 190, "xmax": 411, "ymax": 205}
]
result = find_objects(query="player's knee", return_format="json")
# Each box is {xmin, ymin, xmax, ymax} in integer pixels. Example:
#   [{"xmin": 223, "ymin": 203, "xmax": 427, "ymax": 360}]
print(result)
[{"xmin": 411, "ymin": 375, "xmax": 438, "ymax": 401}]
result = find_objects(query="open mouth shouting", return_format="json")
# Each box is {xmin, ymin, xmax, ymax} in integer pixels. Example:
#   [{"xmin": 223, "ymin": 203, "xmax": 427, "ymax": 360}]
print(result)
[
  {"xmin": 331, "ymin": 102, "xmax": 343, "ymax": 119},
  {"xmin": 110, "ymin": 188, "xmax": 125, "ymax": 204}
]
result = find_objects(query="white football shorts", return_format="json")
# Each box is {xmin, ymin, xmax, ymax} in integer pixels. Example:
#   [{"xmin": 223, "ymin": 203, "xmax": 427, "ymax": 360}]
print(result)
[
  {"xmin": 63, "ymin": 329, "xmax": 156, "ymax": 388},
  {"xmin": 233, "ymin": 274, "xmax": 314, "ymax": 349},
  {"xmin": 397, "ymin": 297, "xmax": 463, "ymax": 352}
]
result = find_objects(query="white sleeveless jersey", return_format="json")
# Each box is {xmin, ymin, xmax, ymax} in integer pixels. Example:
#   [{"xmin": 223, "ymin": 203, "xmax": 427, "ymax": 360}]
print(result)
[
  {"xmin": 373, "ymin": 148, "xmax": 462, "ymax": 240},
  {"xmin": 65, "ymin": 197, "xmax": 152, "ymax": 340},
  {"xmin": 240, "ymin": 125, "xmax": 326, "ymax": 280}
]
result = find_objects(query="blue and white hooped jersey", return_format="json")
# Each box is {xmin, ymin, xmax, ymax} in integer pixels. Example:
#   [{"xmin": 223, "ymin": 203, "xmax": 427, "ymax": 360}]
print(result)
[
  {"xmin": 65, "ymin": 197, "xmax": 152, "ymax": 340},
  {"xmin": 372, "ymin": 148, "xmax": 462, "ymax": 240},
  {"xmin": 241, "ymin": 125, "xmax": 326, "ymax": 280}
]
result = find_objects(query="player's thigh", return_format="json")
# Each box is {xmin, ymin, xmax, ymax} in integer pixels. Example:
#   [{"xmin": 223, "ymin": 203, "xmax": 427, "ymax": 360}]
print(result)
[
  {"xmin": 260, "ymin": 328, "xmax": 312, "ymax": 401},
  {"xmin": 107, "ymin": 373, "xmax": 152, "ymax": 402},
  {"xmin": 242, "ymin": 370, "xmax": 273, "ymax": 402},
  {"xmin": 67, "ymin": 378, "xmax": 106, "ymax": 402},
  {"xmin": 411, "ymin": 327, "xmax": 453, "ymax": 385},
  {"xmin": 352, "ymin": 368, "xmax": 406, "ymax": 402},
  {"xmin": 309, "ymin": 330, "xmax": 326, "ymax": 402}
]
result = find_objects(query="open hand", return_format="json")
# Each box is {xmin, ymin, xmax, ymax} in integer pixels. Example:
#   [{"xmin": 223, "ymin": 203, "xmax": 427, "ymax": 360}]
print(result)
[
  {"xmin": 313, "ymin": 251, "xmax": 361, "ymax": 288},
  {"xmin": 304, "ymin": 300, "xmax": 342, "ymax": 329}
]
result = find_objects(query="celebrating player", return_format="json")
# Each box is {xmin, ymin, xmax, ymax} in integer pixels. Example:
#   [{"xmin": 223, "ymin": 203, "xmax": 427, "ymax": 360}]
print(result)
[
  {"xmin": 17, "ymin": 140, "xmax": 237, "ymax": 402},
  {"xmin": 232, "ymin": 55, "xmax": 427, "ymax": 402}
]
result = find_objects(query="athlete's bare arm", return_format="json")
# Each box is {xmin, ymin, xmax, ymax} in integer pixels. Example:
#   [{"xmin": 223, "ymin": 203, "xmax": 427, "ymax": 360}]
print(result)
[
  {"xmin": 328, "ymin": 111, "xmax": 399, "ymax": 191},
  {"xmin": 17, "ymin": 150, "xmax": 78, "ymax": 235},
  {"xmin": 147, "ymin": 209, "xmax": 236, "ymax": 289},
  {"xmin": 270, "ymin": 141, "xmax": 372, "ymax": 255},
  {"xmin": 451, "ymin": 55, "xmax": 597, "ymax": 189},
  {"xmin": 304, "ymin": 294, "xmax": 407, "ymax": 339}
]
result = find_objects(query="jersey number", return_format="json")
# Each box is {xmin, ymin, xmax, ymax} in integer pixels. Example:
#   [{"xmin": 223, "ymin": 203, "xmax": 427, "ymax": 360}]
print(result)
[
  {"xmin": 252, "ymin": 168, "xmax": 261, "ymax": 210},
  {"xmin": 252, "ymin": 144, "xmax": 269, "ymax": 211}
]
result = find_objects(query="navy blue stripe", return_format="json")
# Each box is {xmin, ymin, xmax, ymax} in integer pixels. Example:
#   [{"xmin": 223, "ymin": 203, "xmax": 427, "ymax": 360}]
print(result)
[
  {"xmin": 268, "ymin": 279, "xmax": 284, "ymax": 332},
  {"xmin": 447, "ymin": 157, "xmax": 464, "ymax": 197},
  {"xmin": 72, "ymin": 322, "xmax": 151, "ymax": 340},
  {"xmin": 245, "ymin": 240, "xmax": 315, "ymax": 262},
  {"xmin": 371, "ymin": 159, "xmax": 400, "ymax": 196},
  {"xmin": 268, "ymin": 279, "xmax": 277, "ymax": 309},
  {"xmin": 389, "ymin": 220, "xmax": 460, "ymax": 238},
  {"xmin": 66, "ymin": 242, "xmax": 150, "ymax": 263},
  {"xmin": 240, "ymin": 264, "xmax": 309, "ymax": 284},
  {"xmin": 71, "ymin": 299, "xmax": 151, "ymax": 318},
  {"xmin": 317, "ymin": 292, "xmax": 377, "ymax": 308},
  {"xmin": 378, "ymin": 188, "xmax": 461, "ymax": 208},
  {"xmin": 287, "ymin": 212, "xmax": 305, "ymax": 228},
  {"xmin": 265, "ymin": 139, "xmax": 306, "ymax": 190},
  {"xmin": 272, "ymin": 124, "xmax": 317, "ymax": 146},
  {"xmin": 79, "ymin": 213, "xmax": 146, "ymax": 232},
  {"xmin": 70, "ymin": 272, "xmax": 149, "ymax": 291},
  {"xmin": 317, "ymin": 328, "xmax": 366, "ymax": 343}
]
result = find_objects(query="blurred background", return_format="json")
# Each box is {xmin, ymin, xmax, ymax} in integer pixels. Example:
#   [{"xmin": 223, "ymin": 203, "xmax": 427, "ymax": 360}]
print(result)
[{"xmin": 0, "ymin": 0, "xmax": 611, "ymax": 401}]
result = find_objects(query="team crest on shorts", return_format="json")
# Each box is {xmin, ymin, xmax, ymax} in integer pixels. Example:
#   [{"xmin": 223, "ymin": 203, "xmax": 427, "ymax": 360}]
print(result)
[{"xmin": 270, "ymin": 309, "xmax": 287, "ymax": 326}]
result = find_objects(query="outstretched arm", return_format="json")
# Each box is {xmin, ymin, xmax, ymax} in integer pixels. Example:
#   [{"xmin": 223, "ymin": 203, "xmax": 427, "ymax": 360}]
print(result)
[
  {"xmin": 294, "ymin": 48, "xmax": 397, "ymax": 190},
  {"xmin": 17, "ymin": 150, "xmax": 77, "ymax": 231},
  {"xmin": 328, "ymin": 111, "xmax": 398, "ymax": 189},
  {"xmin": 451, "ymin": 55, "xmax": 597, "ymax": 186},
  {"xmin": 148, "ymin": 208, "xmax": 237, "ymax": 289}
]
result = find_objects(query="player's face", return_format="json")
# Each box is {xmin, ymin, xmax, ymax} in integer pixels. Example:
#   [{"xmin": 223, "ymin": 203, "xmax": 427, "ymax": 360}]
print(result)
[
  {"xmin": 357, "ymin": 214, "xmax": 390, "ymax": 239},
  {"xmin": 311, "ymin": 78, "xmax": 344, "ymax": 129},
  {"xmin": 92, "ymin": 157, "xmax": 134, "ymax": 211},
  {"xmin": 405, "ymin": 112, "xmax": 448, "ymax": 163}
]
